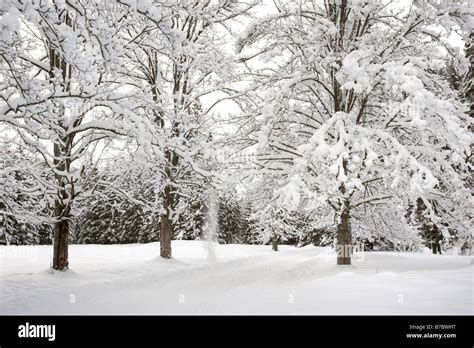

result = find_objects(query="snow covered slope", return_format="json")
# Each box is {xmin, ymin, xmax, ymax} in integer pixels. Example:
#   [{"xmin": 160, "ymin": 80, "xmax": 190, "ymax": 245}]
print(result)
[{"xmin": 0, "ymin": 241, "xmax": 472, "ymax": 314}]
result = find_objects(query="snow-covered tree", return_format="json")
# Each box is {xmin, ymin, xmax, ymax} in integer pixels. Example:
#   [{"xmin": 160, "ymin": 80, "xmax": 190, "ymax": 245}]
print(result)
[
  {"xmin": 117, "ymin": 0, "xmax": 258, "ymax": 258},
  {"xmin": 238, "ymin": 0, "xmax": 473, "ymax": 264},
  {"xmin": 0, "ymin": 142, "xmax": 52, "ymax": 244},
  {"xmin": 217, "ymin": 191, "xmax": 250, "ymax": 244},
  {"xmin": 0, "ymin": 1, "xmax": 146, "ymax": 269},
  {"xmin": 76, "ymin": 159, "xmax": 160, "ymax": 244}
]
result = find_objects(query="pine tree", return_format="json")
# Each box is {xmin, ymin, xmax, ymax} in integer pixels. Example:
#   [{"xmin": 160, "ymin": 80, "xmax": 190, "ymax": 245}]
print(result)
[
  {"xmin": 0, "ymin": 145, "xmax": 53, "ymax": 245},
  {"xmin": 411, "ymin": 198, "xmax": 443, "ymax": 254},
  {"xmin": 217, "ymin": 195, "xmax": 247, "ymax": 244}
]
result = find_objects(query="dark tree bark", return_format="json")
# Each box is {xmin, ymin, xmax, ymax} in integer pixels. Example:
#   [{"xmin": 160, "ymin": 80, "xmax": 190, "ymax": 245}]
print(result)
[
  {"xmin": 53, "ymin": 218, "xmax": 69, "ymax": 270},
  {"xmin": 337, "ymin": 198, "xmax": 351, "ymax": 265},
  {"xmin": 160, "ymin": 146, "xmax": 178, "ymax": 259},
  {"xmin": 51, "ymin": 122, "xmax": 72, "ymax": 270},
  {"xmin": 336, "ymin": 159, "xmax": 352, "ymax": 265},
  {"xmin": 52, "ymin": 142, "xmax": 71, "ymax": 270},
  {"xmin": 432, "ymin": 242, "xmax": 442, "ymax": 255},
  {"xmin": 160, "ymin": 184, "xmax": 173, "ymax": 259},
  {"xmin": 272, "ymin": 239, "xmax": 279, "ymax": 251}
]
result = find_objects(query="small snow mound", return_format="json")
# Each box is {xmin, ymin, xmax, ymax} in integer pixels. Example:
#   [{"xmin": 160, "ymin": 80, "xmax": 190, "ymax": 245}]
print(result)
[
  {"xmin": 335, "ymin": 270, "xmax": 357, "ymax": 277},
  {"xmin": 46, "ymin": 268, "xmax": 77, "ymax": 277},
  {"xmin": 375, "ymin": 271, "xmax": 399, "ymax": 278},
  {"xmin": 421, "ymin": 247, "xmax": 432, "ymax": 255},
  {"xmin": 148, "ymin": 256, "xmax": 187, "ymax": 267}
]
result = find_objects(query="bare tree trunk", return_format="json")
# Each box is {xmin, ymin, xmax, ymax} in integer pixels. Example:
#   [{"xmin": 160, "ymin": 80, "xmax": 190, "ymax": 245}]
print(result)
[
  {"xmin": 432, "ymin": 242, "xmax": 442, "ymax": 254},
  {"xmin": 160, "ymin": 184, "xmax": 173, "ymax": 259},
  {"xmin": 272, "ymin": 239, "xmax": 279, "ymax": 251},
  {"xmin": 53, "ymin": 218, "xmax": 69, "ymax": 270},
  {"xmin": 52, "ymin": 142, "xmax": 71, "ymax": 271},
  {"xmin": 337, "ymin": 198, "xmax": 351, "ymax": 265}
]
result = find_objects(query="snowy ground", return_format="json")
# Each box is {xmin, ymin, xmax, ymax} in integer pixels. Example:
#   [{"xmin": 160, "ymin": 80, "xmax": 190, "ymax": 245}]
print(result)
[{"xmin": 0, "ymin": 241, "xmax": 472, "ymax": 315}]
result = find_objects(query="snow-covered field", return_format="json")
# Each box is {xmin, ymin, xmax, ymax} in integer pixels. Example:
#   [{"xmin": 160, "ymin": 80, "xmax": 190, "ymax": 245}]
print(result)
[{"xmin": 0, "ymin": 241, "xmax": 472, "ymax": 315}]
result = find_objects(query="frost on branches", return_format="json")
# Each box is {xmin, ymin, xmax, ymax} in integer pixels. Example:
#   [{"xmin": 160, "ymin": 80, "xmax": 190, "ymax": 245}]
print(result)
[
  {"xmin": 116, "ymin": 0, "xmax": 258, "ymax": 258},
  {"xmin": 0, "ymin": 0, "xmax": 472, "ymax": 271},
  {"xmin": 0, "ymin": 0, "xmax": 148, "ymax": 269},
  {"xmin": 238, "ymin": 0, "xmax": 473, "ymax": 263},
  {"xmin": 0, "ymin": 0, "xmax": 258, "ymax": 268}
]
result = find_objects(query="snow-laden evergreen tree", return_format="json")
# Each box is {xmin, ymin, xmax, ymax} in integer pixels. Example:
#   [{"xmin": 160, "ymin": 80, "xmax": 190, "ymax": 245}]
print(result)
[
  {"xmin": 217, "ymin": 191, "xmax": 250, "ymax": 244},
  {"xmin": 76, "ymin": 160, "xmax": 160, "ymax": 244},
  {"xmin": 0, "ymin": 143, "xmax": 52, "ymax": 244},
  {"xmin": 237, "ymin": 172, "xmax": 296, "ymax": 249},
  {"xmin": 174, "ymin": 184, "xmax": 206, "ymax": 241},
  {"xmin": 237, "ymin": 0, "xmax": 473, "ymax": 264}
]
